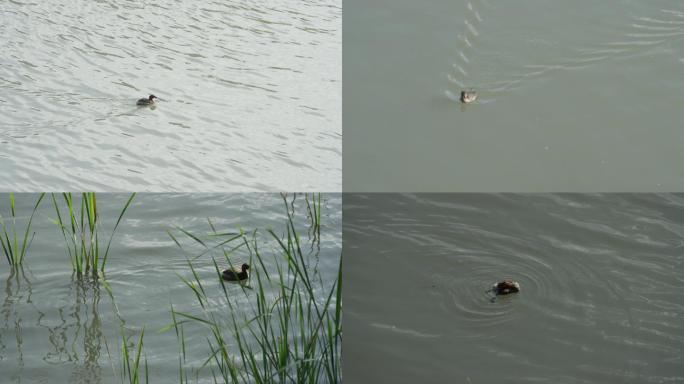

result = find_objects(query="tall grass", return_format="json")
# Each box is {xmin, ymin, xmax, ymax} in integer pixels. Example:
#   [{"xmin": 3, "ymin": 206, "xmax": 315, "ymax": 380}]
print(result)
[
  {"xmin": 170, "ymin": 194, "xmax": 342, "ymax": 383},
  {"xmin": 305, "ymin": 193, "xmax": 322, "ymax": 242},
  {"xmin": 121, "ymin": 327, "xmax": 149, "ymax": 384},
  {"xmin": 0, "ymin": 193, "xmax": 45, "ymax": 270},
  {"xmin": 51, "ymin": 193, "xmax": 136, "ymax": 276}
]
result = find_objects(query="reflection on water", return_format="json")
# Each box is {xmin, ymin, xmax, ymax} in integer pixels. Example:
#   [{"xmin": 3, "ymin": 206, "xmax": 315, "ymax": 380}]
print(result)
[
  {"xmin": 1, "ymin": 269, "xmax": 30, "ymax": 382},
  {"xmin": 0, "ymin": 0, "xmax": 341, "ymax": 191},
  {"xmin": 0, "ymin": 269, "xmax": 105, "ymax": 383},
  {"xmin": 42, "ymin": 276, "xmax": 105, "ymax": 383},
  {"xmin": 344, "ymin": 194, "xmax": 684, "ymax": 383},
  {"xmin": 1, "ymin": 268, "xmax": 118, "ymax": 383}
]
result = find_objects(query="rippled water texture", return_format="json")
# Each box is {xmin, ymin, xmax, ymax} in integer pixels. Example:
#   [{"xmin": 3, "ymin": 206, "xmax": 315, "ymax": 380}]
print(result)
[
  {"xmin": 0, "ymin": 193, "xmax": 341, "ymax": 382},
  {"xmin": 344, "ymin": 194, "xmax": 684, "ymax": 383},
  {"xmin": 345, "ymin": 0, "xmax": 684, "ymax": 191},
  {"xmin": 0, "ymin": 0, "xmax": 341, "ymax": 191}
]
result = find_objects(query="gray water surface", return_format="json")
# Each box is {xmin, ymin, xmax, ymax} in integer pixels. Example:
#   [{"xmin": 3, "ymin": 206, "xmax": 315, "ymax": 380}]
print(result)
[
  {"xmin": 0, "ymin": 1, "xmax": 341, "ymax": 191},
  {"xmin": 0, "ymin": 193, "xmax": 341, "ymax": 383},
  {"xmin": 344, "ymin": 0, "xmax": 684, "ymax": 191},
  {"xmin": 344, "ymin": 194, "xmax": 684, "ymax": 383}
]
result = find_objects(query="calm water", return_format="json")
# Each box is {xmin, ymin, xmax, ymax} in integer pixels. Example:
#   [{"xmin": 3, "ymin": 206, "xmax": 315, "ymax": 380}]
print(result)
[
  {"xmin": 344, "ymin": 0, "xmax": 684, "ymax": 191},
  {"xmin": 0, "ymin": 193, "xmax": 341, "ymax": 382},
  {"xmin": 344, "ymin": 194, "xmax": 684, "ymax": 383},
  {"xmin": 0, "ymin": 0, "xmax": 341, "ymax": 191}
]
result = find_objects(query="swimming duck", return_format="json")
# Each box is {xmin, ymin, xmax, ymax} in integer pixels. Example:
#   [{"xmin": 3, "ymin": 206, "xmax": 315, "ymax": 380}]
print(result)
[
  {"xmin": 460, "ymin": 90, "xmax": 477, "ymax": 104},
  {"xmin": 491, "ymin": 280, "xmax": 520, "ymax": 295},
  {"xmin": 136, "ymin": 94, "xmax": 158, "ymax": 106},
  {"xmin": 222, "ymin": 263, "xmax": 250, "ymax": 282}
]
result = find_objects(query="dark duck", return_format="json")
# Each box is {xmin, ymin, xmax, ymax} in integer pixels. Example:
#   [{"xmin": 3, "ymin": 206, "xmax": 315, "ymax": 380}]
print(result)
[
  {"xmin": 136, "ymin": 94, "xmax": 158, "ymax": 106},
  {"xmin": 490, "ymin": 280, "xmax": 520, "ymax": 296},
  {"xmin": 222, "ymin": 263, "xmax": 250, "ymax": 282}
]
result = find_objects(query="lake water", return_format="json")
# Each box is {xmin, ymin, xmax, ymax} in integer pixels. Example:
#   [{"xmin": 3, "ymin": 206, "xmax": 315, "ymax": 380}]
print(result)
[
  {"xmin": 344, "ymin": 193, "xmax": 684, "ymax": 383},
  {"xmin": 0, "ymin": 193, "xmax": 341, "ymax": 382},
  {"xmin": 0, "ymin": 0, "xmax": 341, "ymax": 191},
  {"xmin": 344, "ymin": 0, "xmax": 684, "ymax": 191}
]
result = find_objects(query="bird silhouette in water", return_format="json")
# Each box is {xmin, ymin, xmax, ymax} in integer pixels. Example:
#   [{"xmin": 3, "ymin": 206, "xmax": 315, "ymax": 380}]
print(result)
[
  {"xmin": 487, "ymin": 280, "xmax": 520, "ymax": 302},
  {"xmin": 137, "ymin": 94, "xmax": 158, "ymax": 106},
  {"xmin": 460, "ymin": 90, "xmax": 477, "ymax": 104},
  {"xmin": 222, "ymin": 263, "xmax": 250, "ymax": 282}
]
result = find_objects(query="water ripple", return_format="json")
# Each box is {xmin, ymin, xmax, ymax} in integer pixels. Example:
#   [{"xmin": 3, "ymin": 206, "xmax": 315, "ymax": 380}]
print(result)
[
  {"xmin": 446, "ymin": 0, "xmax": 684, "ymax": 104},
  {"xmin": 345, "ymin": 193, "xmax": 684, "ymax": 382},
  {"xmin": 0, "ymin": 0, "xmax": 341, "ymax": 191}
]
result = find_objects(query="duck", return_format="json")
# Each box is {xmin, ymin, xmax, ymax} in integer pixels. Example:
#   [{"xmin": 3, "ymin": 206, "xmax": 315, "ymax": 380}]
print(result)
[
  {"xmin": 460, "ymin": 90, "xmax": 477, "ymax": 104},
  {"xmin": 136, "ymin": 94, "xmax": 158, "ymax": 106},
  {"xmin": 222, "ymin": 263, "xmax": 250, "ymax": 282},
  {"xmin": 491, "ymin": 280, "xmax": 520, "ymax": 295}
]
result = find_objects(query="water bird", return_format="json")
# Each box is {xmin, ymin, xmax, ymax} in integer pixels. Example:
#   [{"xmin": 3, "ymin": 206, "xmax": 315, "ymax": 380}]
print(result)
[
  {"xmin": 136, "ymin": 94, "xmax": 158, "ymax": 106},
  {"xmin": 491, "ymin": 280, "xmax": 520, "ymax": 295},
  {"xmin": 222, "ymin": 263, "xmax": 250, "ymax": 282},
  {"xmin": 460, "ymin": 90, "xmax": 477, "ymax": 104}
]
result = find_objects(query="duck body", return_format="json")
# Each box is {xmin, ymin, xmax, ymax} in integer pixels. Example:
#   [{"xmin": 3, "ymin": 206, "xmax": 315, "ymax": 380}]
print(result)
[
  {"xmin": 137, "ymin": 94, "xmax": 157, "ymax": 106},
  {"xmin": 460, "ymin": 90, "xmax": 477, "ymax": 104},
  {"xmin": 222, "ymin": 263, "xmax": 250, "ymax": 281},
  {"xmin": 492, "ymin": 280, "xmax": 520, "ymax": 295}
]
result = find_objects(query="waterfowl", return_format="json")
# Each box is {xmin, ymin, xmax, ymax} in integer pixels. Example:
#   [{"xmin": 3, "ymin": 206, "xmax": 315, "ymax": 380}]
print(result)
[
  {"xmin": 491, "ymin": 280, "xmax": 520, "ymax": 295},
  {"xmin": 460, "ymin": 90, "xmax": 477, "ymax": 104},
  {"xmin": 222, "ymin": 263, "xmax": 250, "ymax": 282},
  {"xmin": 136, "ymin": 94, "xmax": 158, "ymax": 106}
]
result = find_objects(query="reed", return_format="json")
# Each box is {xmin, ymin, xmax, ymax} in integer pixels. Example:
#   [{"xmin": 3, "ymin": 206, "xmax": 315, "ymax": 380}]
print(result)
[
  {"xmin": 169, "ymin": 194, "xmax": 342, "ymax": 383},
  {"xmin": 121, "ymin": 327, "xmax": 149, "ymax": 384},
  {"xmin": 0, "ymin": 193, "xmax": 45, "ymax": 269},
  {"xmin": 51, "ymin": 193, "xmax": 135, "ymax": 276},
  {"xmin": 305, "ymin": 193, "xmax": 322, "ymax": 241}
]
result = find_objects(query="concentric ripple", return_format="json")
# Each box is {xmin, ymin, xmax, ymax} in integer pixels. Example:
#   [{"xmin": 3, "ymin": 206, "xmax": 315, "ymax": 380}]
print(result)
[{"xmin": 345, "ymin": 193, "xmax": 684, "ymax": 383}]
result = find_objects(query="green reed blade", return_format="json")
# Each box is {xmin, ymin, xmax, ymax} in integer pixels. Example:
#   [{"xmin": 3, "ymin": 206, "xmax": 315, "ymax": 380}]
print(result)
[
  {"xmin": 101, "ymin": 192, "xmax": 135, "ymax": 273},
  {"xmin": 18, "ymin": 193, "xmax": 44, "ymax": 263}
]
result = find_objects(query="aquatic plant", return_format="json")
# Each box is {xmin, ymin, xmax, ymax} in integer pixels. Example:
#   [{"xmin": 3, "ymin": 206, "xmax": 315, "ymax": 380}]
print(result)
[
  {"xmin": 305, "ymin": 193, "xmax": 322, "ymax": 241},
  {"xmin": 121, "ymin": 327, "xmax": 149, "ymax": 384},
  {"xmin": 169, "ymin": 194, "xmax": 342, "ymax": 383},
  {"xmin": 0, "ymin": 193, "xmax": 45, "ymax": 269},
  {"xmin": 51, "ymin": 193, "xmax": 135, "ymax": 276}
]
